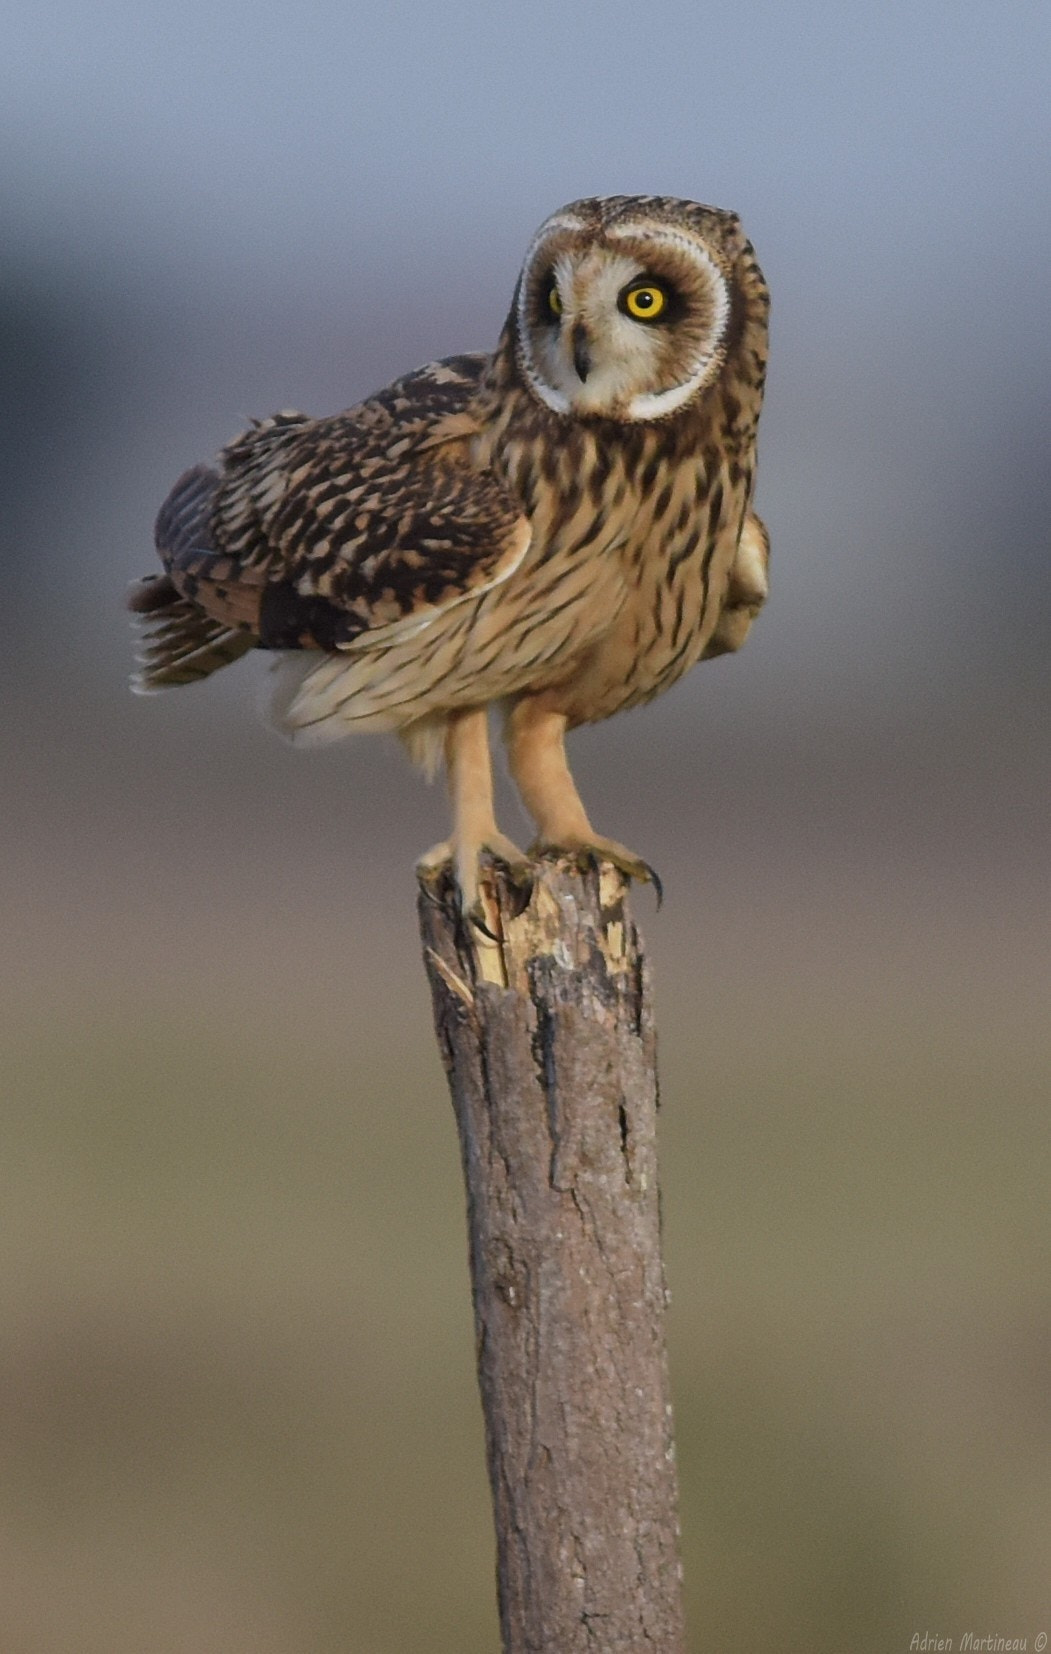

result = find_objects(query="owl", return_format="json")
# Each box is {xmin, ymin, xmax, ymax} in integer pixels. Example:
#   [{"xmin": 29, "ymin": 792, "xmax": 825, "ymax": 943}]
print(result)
[{"xmin": 129, "ymin": 195, "xmax": 770, "ymax": 927}]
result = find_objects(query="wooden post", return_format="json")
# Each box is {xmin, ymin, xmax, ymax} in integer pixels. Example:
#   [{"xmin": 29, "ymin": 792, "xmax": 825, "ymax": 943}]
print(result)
[{"xmin": 418, "ymin": 858, "xmax": 686, "ymax": 1653}]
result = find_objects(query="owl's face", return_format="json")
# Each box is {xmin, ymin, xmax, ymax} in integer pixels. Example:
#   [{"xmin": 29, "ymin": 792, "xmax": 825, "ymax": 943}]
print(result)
[{"xmin": 513, "ymin": 196, "xmax": 740, "ymax": 423}]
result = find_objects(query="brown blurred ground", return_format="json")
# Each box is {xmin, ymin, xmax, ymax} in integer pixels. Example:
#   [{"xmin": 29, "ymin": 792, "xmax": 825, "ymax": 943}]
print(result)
[{"xmin": 2, "ymin": 651, "xmax": 1047, "ymax": 1651}]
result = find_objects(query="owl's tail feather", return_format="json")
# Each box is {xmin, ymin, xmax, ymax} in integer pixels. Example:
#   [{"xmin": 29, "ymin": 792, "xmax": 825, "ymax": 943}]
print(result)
[
  {"xmin": 129, "ymin": 461, "xmax": 257, "ymax": 691},
  {"xmin": 128, "ymin": 574, "xmax": 255, "ymax": 692}
]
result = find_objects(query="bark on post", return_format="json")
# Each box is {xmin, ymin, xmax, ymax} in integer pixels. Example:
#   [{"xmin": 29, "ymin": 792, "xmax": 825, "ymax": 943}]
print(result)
[{"xmin": 418, "ymin": 857, "xmax": 686, "ymax": 1653}]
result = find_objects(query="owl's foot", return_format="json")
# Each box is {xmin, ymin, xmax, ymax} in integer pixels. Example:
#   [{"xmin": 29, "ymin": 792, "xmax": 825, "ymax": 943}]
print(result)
[
  {"xmin": 421, "ymin": 709, "xmax": 535, "ymax": 938},
  {"xmin": 504, "ymin": 703, "xmax": 663, "ymax": 907},
  {"xmin": 534, "ymin": 834, "xmax": 664, "ymax": 908},
  {"xmin": 416, "ymin": 834, "xmax": 534, "ymax": 936}
]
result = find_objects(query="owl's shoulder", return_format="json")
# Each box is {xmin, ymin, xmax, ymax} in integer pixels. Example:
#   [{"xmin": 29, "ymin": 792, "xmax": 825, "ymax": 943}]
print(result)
[{"xmin": 219, "ymin": 352, "xmax": 492, "ymax": 481}]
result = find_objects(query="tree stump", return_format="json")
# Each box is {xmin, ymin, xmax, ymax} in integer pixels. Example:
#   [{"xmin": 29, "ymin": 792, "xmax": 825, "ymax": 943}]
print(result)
[{"xmin": 418, "ymin": 858, "xmax": 686, "ymax": 1653}]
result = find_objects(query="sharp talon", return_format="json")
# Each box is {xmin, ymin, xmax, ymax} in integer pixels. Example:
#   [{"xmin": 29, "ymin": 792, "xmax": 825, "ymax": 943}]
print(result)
[
  {"xmin": 468, "ymin": 904, "xmax": 500, "ymax": 943},
  {"xmin": 505, "ymin": 873, "xmax": 535, "ymax": 918},
  {"xmin": 644, "ymin": 863, "xmax": 664, "ymax": 909}
]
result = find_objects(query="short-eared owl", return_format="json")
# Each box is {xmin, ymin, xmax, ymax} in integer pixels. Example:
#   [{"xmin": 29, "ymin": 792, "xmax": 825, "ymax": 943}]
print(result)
[{"xmin": 130, "ymin": 195, "xmax": 770, "ymax": 923}]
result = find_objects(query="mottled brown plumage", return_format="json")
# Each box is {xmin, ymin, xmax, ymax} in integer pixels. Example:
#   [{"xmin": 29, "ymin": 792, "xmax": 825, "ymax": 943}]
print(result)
[{"xmin": 130, "ymin": 195, "xmax": 770, "ymax": 921}]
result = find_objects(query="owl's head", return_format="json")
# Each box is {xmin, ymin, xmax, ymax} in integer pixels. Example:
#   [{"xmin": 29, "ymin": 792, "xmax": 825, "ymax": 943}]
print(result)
[{"xmin": 512, "ymin": 195, "xmax": 751, "ymax": 423}]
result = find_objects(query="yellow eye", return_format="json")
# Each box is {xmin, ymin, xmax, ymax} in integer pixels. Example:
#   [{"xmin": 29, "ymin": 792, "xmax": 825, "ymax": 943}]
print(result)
[
  {"xmin": 547, "ymin": 282, "xmax": 563, "ymax": 318},
  {"xmin": 623, "ymin": 283, "xmax": 668, "ymax": 321}
]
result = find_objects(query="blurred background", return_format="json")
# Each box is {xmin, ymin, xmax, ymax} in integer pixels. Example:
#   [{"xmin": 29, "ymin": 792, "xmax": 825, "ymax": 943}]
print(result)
[{"xmin": 2, "ymin": 0, "xmax": 1049, "ymax": 1648}]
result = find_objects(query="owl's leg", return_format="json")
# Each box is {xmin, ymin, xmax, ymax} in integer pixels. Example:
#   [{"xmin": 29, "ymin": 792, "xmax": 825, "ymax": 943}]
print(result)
[
  {"xmin": 504, "ymin": 698, "xmax": 662, "ymax": 903},
  {"xmin": 416, "ymin": 708, "xmax": 532, "ymax": 926}
]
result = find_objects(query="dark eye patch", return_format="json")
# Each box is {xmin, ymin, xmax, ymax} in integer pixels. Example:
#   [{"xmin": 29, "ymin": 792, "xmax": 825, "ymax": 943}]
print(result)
[
  {"xmin": 617, "ymin": 276, "xmax": 680, "ymax": 324},
  {"xmin": 531, "ymin": 272, "xmax": 562, "ymax": 326}
]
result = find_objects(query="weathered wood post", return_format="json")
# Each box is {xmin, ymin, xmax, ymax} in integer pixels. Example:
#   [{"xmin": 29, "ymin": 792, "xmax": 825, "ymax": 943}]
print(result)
[{"xmin": 418, "ymin": 857, "xmax": 686, "ymax": 1653}]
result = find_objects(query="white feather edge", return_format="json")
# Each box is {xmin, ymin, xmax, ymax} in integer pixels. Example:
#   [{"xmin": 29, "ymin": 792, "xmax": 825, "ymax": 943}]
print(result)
[
  {"xmin": 129, "ymin": 618, "xmax": 246, "ymax": 694},
  {"xmin": 267, "ymin": 516, "xmax": 533, "ymax": 745}
]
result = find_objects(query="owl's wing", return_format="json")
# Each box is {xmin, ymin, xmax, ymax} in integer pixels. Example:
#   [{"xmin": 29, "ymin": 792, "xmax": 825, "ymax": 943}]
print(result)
[
  {"xmin": 700, "ymin": 509, "xmax": 769, "ymax": 660},
  {"xmin": 131, "ymin": 356, "xmax": 530, "ymax": 688}
]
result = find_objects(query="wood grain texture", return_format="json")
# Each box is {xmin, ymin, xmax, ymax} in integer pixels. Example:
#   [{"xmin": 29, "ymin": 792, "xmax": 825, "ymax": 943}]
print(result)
[{"xmin": 418, "ymin": 859, "xmax": 686, "ymax": 1653}]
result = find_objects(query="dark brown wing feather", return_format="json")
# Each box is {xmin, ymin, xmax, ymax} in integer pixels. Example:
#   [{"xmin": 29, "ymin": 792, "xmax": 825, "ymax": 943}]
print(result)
[
  {"xmin": 129, "ymin": 470, "xmax": 257, "ymax": 690},
  {"xmin": 128, "ymin": 354, "xmax": 529, "ymax": 687}
]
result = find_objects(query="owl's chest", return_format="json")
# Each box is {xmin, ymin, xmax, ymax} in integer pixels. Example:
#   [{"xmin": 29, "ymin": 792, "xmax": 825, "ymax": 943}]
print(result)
[
  {"xmin": 483, "ymin": 417, "xmax": 749, "ymax": 722},
  {"xmin": 555, "ymin": 454, "xmax": 745, "ymax": 723}
]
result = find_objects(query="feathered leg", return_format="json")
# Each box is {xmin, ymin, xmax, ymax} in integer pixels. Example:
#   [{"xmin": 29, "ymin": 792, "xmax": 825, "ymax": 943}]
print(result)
[
  {"xmin": 505, "ymin": 697, "xmax": 662, "ymax": 902},
  {"xmin": 416, "ymin": 709, "xmax": 532, "ymax": 927}
]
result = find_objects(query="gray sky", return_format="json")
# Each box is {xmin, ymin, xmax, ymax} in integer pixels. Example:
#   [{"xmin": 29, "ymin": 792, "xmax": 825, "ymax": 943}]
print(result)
[
  {"xmin": 5, "ymin": 0, "xmax": 1049, "ymax": 291},
  {"xmin": 2, "ymin": 0, "xmax": 1049, "ymax": 715}
]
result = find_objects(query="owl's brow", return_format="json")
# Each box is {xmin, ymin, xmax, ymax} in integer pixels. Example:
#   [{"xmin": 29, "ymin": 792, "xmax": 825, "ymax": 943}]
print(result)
[
  {"xmin": 527, "ymin": 214, "xmax": 588, "ymax": 253},
  {"xmin": 605, "ymin": 221, "xmax": 719, "ymax": 265},
  {"xmin": 545, "ymin": 214, "xmax": 587, "ymax": 232}
]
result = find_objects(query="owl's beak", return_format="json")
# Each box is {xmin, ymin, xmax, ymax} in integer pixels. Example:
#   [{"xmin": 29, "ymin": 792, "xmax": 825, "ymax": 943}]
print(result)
[{"xmin": 570, "ymin": 323, "xmax": 592, "ymax": 383}]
